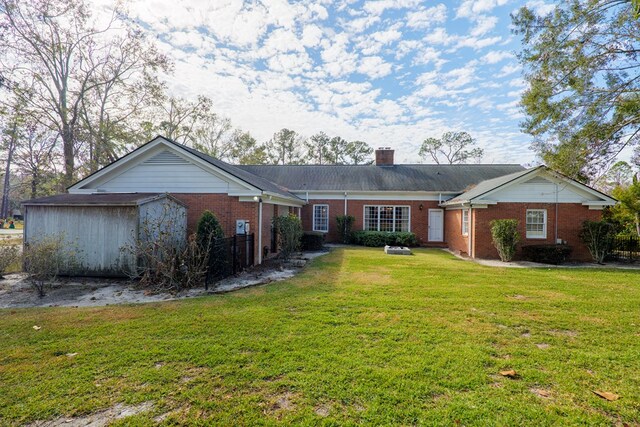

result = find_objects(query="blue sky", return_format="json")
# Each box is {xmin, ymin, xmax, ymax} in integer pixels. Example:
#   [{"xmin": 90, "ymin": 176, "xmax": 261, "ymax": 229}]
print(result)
[{"xmin": 102, "ymin": 0, "xmax": 557, "ymax": 164}]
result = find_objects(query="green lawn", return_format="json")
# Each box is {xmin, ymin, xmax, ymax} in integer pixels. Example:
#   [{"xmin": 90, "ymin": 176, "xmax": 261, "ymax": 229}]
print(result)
[{"xmin": 1, "ymin": 248, "xmax": 639, "ymax": 425}]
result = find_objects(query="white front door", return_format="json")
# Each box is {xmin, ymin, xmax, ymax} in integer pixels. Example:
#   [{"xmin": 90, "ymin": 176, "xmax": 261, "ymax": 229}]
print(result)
[{"xmin": 428, "ymin": 209, "xmax": 444, "ymax": 242}]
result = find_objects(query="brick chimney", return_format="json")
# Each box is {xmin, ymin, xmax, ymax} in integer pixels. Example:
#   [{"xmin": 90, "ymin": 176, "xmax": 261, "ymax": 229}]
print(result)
[{"xmin": 375, "ymin": 147, "xmax": 394, "ymax": 166}]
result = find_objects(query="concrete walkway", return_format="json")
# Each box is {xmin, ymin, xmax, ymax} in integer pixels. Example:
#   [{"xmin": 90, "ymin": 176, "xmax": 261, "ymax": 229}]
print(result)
[{"xmin": 0, "ymin": 229, "xmax": 23, "ymax": 236}]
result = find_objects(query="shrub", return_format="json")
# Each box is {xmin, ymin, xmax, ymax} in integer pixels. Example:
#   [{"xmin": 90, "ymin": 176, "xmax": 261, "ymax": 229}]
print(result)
[
  {"xmin": 272, "ymin": 214, "xmax": 303, "ymax": 260},
  {"xmin": 301, "ymin": 231, "xmax": 324, "ymax": 251},
  {"xmin": 24, "ymin": 234, "xmax": 82, "ymax": 297},
  {"xmin": 195, "ymin": 210, "xmax": 225, "ymax": 284},
  {"xmin": 490, "ymin": 219, "xmax": 520, "ymax": 262},
  {"xmin": 351, "ymin": 231, "xmax": 418, "ymax": 247},
  {"xmin": 122, "ymin": 201, "xmax": 205, "ymax": 293},
  {"xmin": 580, "ymin": 220, "xmax": 617, "ymax": 264},
  {"xmin": 522, "ymin": 244, "xmax": 572, "ymax": 265},
  {"xmin": 336, "ymin": 215, "xmax": 355, "ymax": 244},
  {"xmin": 196, "ymin": 210, "xmax": 224, "ymax": 249},
  {"xmin": 0, "ymin": 245, "xmax": 20, "ymax": 279}
]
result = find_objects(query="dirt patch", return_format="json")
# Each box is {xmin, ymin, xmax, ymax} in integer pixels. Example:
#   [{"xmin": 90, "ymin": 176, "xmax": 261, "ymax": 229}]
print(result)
[
  {"xmin": 536, "ymin": 343, "xmax": 551, "ymax": 349},
  {"xmin": 27, "ymin": 401, "xmax": 153, "ymax": 426},
  {"xmin": 549, "ymin": 329, "xmax": 579, "ymax": 338},
  {"xmin": 0, "ymin": 251, "xmax": 328, "ymax": 309},
  {"xmin": 314, "ymin": 404, "xmax": 331, "ymax": 417},
  {"xmin": 531, "ymin": 388, "xmax": 552, "ymax": 399},
  {"xmin": 262, "ymin": 391, "xmax": 299, "ymax": 416}
]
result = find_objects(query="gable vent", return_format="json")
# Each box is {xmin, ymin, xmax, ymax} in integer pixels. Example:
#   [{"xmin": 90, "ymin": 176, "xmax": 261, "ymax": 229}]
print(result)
[
  {"xmin": 526, "ymin": 176, "xmax": 551, "ymax": 184},
  {"xmin": 144, "ymin": 150, "xmax": 189, "ymax": 165}
]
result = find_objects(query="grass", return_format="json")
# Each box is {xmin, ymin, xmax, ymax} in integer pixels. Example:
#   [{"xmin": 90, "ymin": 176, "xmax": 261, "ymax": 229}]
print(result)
[{"xmin": 1, "ymin": 248, "xmax": 639, "ymax": 425}]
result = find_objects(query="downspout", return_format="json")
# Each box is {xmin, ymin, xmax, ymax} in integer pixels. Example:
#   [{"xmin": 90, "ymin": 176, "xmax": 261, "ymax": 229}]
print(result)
[
  {"xmin": 344, "ymin": 192, "xmax": 348, "ymax": 215},
  {"xmin": 468, "ymin": 206, "xmax": 473, "ymax": 258},
  {"xmin": 555, "ymin": 183, "xmax": 559, "ymax": 243},
  {"xmin": 255, "ymin": 195, "xmax": 263, "ymax": 264}
]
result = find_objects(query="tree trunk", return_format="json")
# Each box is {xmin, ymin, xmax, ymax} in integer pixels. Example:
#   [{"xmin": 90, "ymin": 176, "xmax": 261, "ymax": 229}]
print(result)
[
  {"xmin": 1, "ymin": 121, "xmax": 18, "ymax": 218},
  {"xmin": 635, "ymin": 213, "xmax": 640, "ymax": 237},
  {"xmin": 61, "ymin": 123, "xmax": 75, "ymax": 190}
]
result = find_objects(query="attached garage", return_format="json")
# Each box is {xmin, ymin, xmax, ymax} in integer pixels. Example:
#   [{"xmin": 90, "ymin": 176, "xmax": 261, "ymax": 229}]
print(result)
[{"xmin": 23, "ymin": 193, "xmax": 187, "ymax": 276}]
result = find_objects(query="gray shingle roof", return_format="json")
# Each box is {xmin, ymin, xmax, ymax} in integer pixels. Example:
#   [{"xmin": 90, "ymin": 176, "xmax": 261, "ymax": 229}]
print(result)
[
  {"xmin": 22, "ymin": 193, "xmax": 180, "ymax": 206},
  {"xmin": 237, "ymin": 164, "xmax": 526, "ymax": 192},
  {"xmin": 442, "ymin": 167, "xmax": 538, "ymax": 205},
  {"xmin": 168, "ymin": 139, "xmax": 302, "ymax": 201}
]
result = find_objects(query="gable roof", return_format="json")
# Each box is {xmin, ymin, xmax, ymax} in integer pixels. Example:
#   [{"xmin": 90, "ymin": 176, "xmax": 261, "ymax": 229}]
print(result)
[
  {"xmin": 441, "ymin": 166, "xmax": 617, "ymax": 206},
  {"xmin": 69, "ymin": 136, "xmax": 302, "ymax": 202},
  {"xmin": 237, "ymin": 164, "xmax": 526, "ymax": 193}
]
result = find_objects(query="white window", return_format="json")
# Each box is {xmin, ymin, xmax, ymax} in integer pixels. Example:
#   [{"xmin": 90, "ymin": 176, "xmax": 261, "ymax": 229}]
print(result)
[
  {"xmin": 526, "ymin": 209, "xmax": 547, "ymax": 239},
  {"xmin": 461, "ymin": 209, "xmax": 469, "ymax": 236},
  {"xmin": 313, "ymin": 204, "xmax": 329, "ymax": 232},
  {"xmin": 363, "ymin": 205, "xmax": 410, "ymax": 232}
]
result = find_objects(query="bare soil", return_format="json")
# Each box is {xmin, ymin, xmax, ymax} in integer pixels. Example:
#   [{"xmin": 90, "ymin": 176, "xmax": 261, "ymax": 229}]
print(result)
[{"xmin": 0, "ymin": 250, "xmax": 328, "ymax": 309}]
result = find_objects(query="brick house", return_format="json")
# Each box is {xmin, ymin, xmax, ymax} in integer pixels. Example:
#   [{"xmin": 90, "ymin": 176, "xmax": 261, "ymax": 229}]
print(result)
[{"xmin": 64, "ymin": 135, "xmax": 615, "ymax": 263}]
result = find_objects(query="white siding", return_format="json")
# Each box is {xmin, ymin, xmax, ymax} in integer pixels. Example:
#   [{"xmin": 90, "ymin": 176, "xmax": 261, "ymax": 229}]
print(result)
[
  {"xmin": 489, "ymin": 176, "xmax": 595, "ymax": 203},
  {"xmin": 24, "ymin": 197, "xmax": 187, "ymax": 276},
  {"xmin": 91, "ymin": 150, "xmax": 248, "ymax": 194},
  {"xmin": 25, "ymin": 205, "xmax": 139, "ymax": 275}
]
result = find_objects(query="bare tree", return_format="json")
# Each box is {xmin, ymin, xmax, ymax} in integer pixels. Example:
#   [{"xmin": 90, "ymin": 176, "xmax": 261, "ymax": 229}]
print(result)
[
  {"xmin": 0, "ymin": 0, "xmax": 170, "ymax": 187},
  {"xmin": 14, "ymin": 123, "xmax": 60, "ymax": 199},
  {"xmin": 157, "ymin": 96, "xmax": 213, "ymax": 144},
  {"xmin": 419, "ymin": 131, "xmax": 484, "ymax": 164},
  {"xmin": 0, "ymin": 96, "xmax": 24, "ymax": 217}
]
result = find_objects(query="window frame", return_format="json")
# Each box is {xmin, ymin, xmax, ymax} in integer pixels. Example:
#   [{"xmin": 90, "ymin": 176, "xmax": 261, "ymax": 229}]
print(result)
[
  {"xmin": 525, "ymin": 209, "xmax": 547, "ymax": 239},
  {"xmin": 461, "ymin": 209, "xmax": 469, "ymax": 236},
  {"xmin": 312, "ymin": 204, "xmax": 329, "ymax": 233},
  {"xmin": 362, "ymin": 205, "xmax": 411, "ymax": 232}
]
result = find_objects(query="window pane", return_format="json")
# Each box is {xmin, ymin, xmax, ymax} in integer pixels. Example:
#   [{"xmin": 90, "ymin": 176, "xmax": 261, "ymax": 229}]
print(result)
[
  {"xmin": 313, "ymin": 205, "xmax": 328, "ymax": 232},
  {"xmin": 364, "ymin": 206, "xmax": 378, "ymax": 231},
  {"xmin": 380, "ymin": 206, "xmax": 394, "ymax": 232},
  {"xmin": 462, "ymin": 209, "xmax": 469, "ymax": 235},
  {"xmin": 526, "ymin": 210, "xmax": 546, "ymax": 237},
  {"xmin": 395, "ymin": 207, "xmax": 409, "ymax": 232}
]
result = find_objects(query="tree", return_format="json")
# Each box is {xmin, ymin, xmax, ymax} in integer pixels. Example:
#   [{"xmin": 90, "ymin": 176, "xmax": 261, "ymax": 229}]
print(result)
[
  {"xmin": 595, "ymin": 161, "xmax": 635, "ymax": 194},
  {"xmin": 0, "ymin": 97, "xmax": 24, "ymax": 218},
  {"xmin": 611, "ymin": 175, "xmax": 640, "ymax": 236},
  {"xmin": 419, "ymin": 131, "xmax": 483, "ymax": 164},
  {"xmin": 345, "ymin": 140, "xmax": 373, "ymax": 165},
  {"xmin": 305, "ymin": 132, "xmax": 330, "ymax": 164},
  {"xmin": 157, "ymin": 96, "xmax": 213, "ymax": 145},
  {"xmin": 0, "ymin": 0, "xmax": 170, "ymax": 187},
  {"xmin": 14, "ymin": 123, "xmax": 61, "ymax": 199},
  {"xmin": 230, "ymin": 132, "xmax": 268, "ymax": 165},
  {"xmin": 513, "ymin": 1, "xmax": 640, "ymax": 181},
  {"xmin": 264, "ymin": 128, "xmax": 307, "ymax": 165}
]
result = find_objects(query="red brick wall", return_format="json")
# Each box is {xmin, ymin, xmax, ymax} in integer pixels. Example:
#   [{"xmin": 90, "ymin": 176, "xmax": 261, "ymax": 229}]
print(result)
[
  {"xmin": 445, "ymin": 209, "xmax": 470, "ymax": 256},
  {"xmin": 169, "ymin": 193, "xmax": 261, "ymax": 263},
  {"xmin": 472, "ymin": 203, "xmax": 602, "ymax": 261},
  {"xmin": 301, "ymin": 199, "xmax": 443, "ymax": 245}
]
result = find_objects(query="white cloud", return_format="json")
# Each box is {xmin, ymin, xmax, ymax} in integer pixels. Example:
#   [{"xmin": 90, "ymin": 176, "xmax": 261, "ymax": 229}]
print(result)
[
  {"xmin": 499, "ymin": 63, "xmax": 521, "ymax": 76},
  {"xmin": 456, "ymin": 0, "xmax": 510, "ymax": 19},
  {"xmin": 525, "ymin": 1, "xmax": 556, "ymax": 16},
  {"xmin": 481, "ymin": 50, "xmax": 513, "ymax": 64},
  {"xmin": 358, "ymin": 56, "xmax": 393, "ymax": 79},
  {"xmin": 363, "ymin": 0, "xmax": 422, "ymax": 16},
  {"xmin": 405, "ymin": 4, "xmax": 447, "ymax": 29},
  {"xmin": 470, "ymin": 15, "xmax": 498, "ymax": 36}
]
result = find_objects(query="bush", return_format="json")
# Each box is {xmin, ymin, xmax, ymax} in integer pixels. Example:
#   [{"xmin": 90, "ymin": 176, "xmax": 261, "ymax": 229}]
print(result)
[
  {"xmin": 24, "ymin": 234, "xmax": 82, "ymax": 297},
  {"xmin": 196, "ymin": 210, "xmax": 224, "ymax": 249},
  {"xmin": 336, "ymin": 215, "xmax": 355, "ymax": 244},
  {"xmin": 0, "ymin": 245, "xmax": 20, "ymax": 279},
  {"xmin": 351, "ymin": 231, "xmax": 418, "ymax": 247},
  {"xmin": 122, "ymin": 201, "xmax": 205, "ymax": 293},
  {"xmin": 580, "ymin": 220, "xmax": 617, "ymax": 263},
  {"xmin": 301, "ymin": 231, "xmax": 324, "ymax": 251},
  {"xmin": 272, "ymin": 214, "xmax": 303, "ymax": 260},
  {"xmin": 522, "ymin": 244, "xmax": 572, "ymax": 265},
  {"xmin": 490, "ymin": 219, "xmax": 520, "ymax": 262},
  {"xmin": 195, "ymin": 210, "xmax": 225, "ymax": 284}
]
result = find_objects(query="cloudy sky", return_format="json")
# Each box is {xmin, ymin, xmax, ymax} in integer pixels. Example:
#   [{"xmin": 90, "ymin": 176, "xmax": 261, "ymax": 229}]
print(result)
[{"xmin": 99, "ymin": 0, "xmax": 556, "ymax": 164}]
